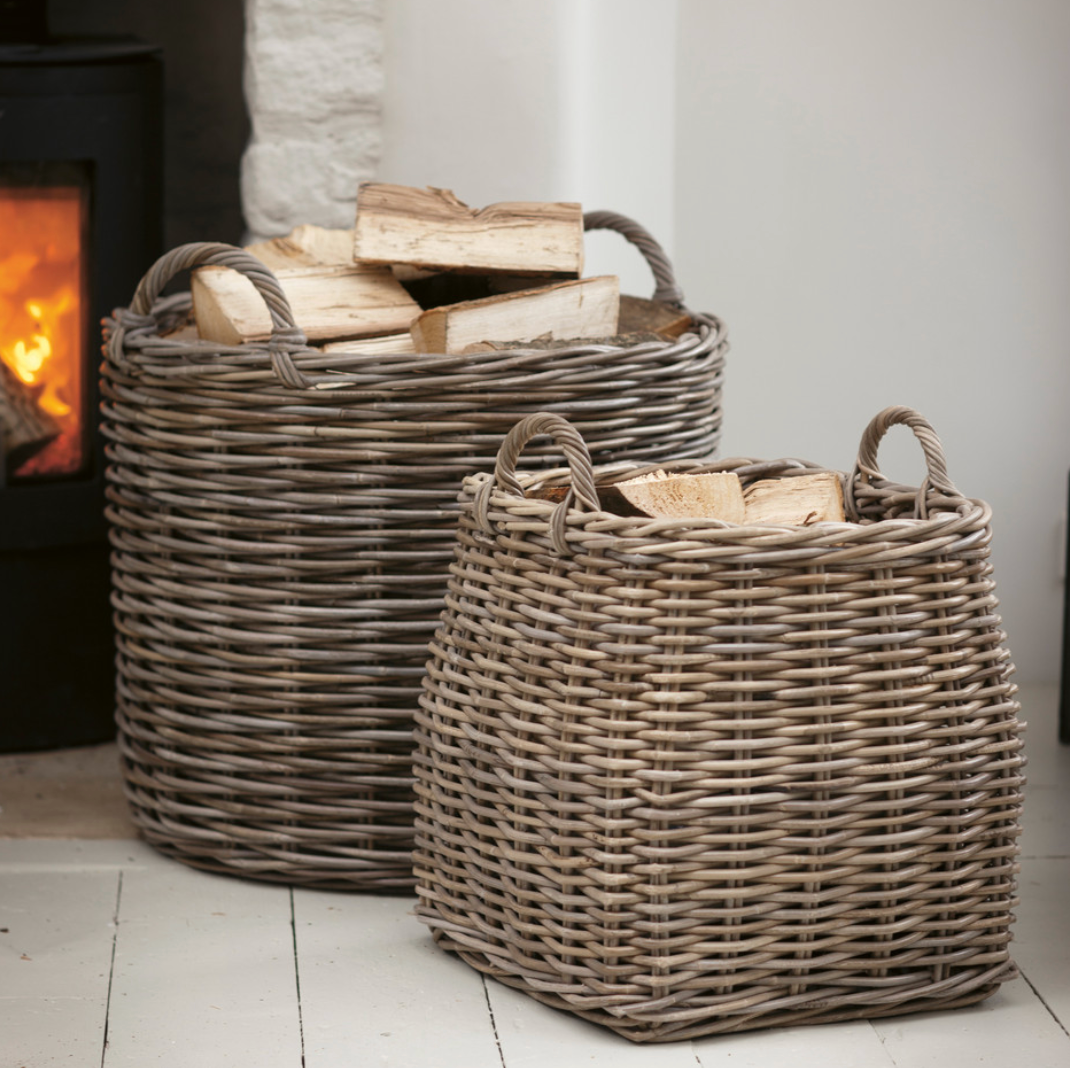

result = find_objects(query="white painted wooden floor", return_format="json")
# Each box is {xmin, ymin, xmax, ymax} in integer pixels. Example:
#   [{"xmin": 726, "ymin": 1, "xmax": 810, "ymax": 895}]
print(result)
[{"xmin": 3, "ymin": 685, "xmax": 1068, "ymax": 1067}]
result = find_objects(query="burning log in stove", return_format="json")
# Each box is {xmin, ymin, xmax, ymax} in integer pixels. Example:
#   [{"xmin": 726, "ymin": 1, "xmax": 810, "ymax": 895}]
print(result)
[{"xmin": 0, "ymin": 358, "xmax": 59, "ymax": 471}]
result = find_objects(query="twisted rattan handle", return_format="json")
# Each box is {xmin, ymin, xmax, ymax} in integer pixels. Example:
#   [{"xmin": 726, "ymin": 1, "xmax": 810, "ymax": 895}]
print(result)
[
  {"xmin": 584, "ymin": 211, "xmax": 685, "ymax": 307},
  {"xmin": 125, "ymin": 242, "xmax": 309, "ymax": 387},
  {"xmin": 479, "ymin": 414, "xmax": 600, "ymax": 552},
  {"xmin": 849, "ymin": 406, "xmax": 962, "ymax": 518},
  {"xmin": 495, "ymin": 413, "xmax": 600, "ymax": 507}
]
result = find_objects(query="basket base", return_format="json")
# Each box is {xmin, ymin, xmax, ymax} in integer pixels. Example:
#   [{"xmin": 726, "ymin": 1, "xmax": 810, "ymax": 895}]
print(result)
[
  {"xmin": 116, "ymin": 714, "xmax": 420, "ymax": 892},
  {"xmin": 132, "ymin": 830, "xmax": 418, "ymax": 893},
  {"xmin": 426, "ymin": 925, "xmax": 1018, "ymax": 1044}
]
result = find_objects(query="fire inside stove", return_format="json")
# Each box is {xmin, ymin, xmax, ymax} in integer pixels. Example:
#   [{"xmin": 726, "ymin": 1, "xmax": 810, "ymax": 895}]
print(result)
[{"xmin": 0, "ymin": 181, "xmax": 89, "ymax": 481}]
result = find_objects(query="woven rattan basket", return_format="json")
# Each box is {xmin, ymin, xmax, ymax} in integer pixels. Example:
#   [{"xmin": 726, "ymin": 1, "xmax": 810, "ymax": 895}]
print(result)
[
  {"xmin": 100, "ymin": 212, "xmax": 727, "ymax": 890},
  {"xmin": 413, "ymin": 407, "xmax": 1025, "ymax": 1042}
]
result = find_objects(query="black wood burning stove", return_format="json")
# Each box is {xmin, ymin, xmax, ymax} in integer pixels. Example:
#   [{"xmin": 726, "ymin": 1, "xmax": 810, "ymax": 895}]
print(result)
[{"xmin": 1, "ymin": 9, "xmax": 162, "ymax": 750}]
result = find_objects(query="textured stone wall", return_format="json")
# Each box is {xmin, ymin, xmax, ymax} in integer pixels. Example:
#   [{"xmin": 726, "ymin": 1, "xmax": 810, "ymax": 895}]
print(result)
[{"xmin": 241, "ymin": 0, "xmax": 385, "ymax": 240}]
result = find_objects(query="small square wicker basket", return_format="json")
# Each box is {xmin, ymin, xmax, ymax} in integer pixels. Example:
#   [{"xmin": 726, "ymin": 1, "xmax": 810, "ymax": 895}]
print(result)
[{"xmin": 413, "ymin": 407, "xmax": 1025, "ymax": 1042}]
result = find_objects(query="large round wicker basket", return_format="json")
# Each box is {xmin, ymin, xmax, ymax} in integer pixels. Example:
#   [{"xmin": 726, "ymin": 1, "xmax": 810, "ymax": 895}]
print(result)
[{"xmin": 100, "ymin": 212, "xmax": 728, "ymax": 890}]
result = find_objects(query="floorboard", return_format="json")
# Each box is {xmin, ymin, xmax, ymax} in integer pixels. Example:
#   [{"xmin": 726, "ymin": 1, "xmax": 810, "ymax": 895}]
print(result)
[
  {"xmin": 870, "ymin": 980, "xmax": 1070, "ymax": 1068},
  {"xmin": 1, "ymin": 865, "xmax": 118, "ymax": 1065},
  {"xmin": 694, "ymin": 1018, "xmax": 898, "ymax": 1068},
  {"xmin": 102, "ymin": 859, "xmax": 304, "ymax": 1067},
  {"xmin": 293, "ymin": 891, "xmax": 504, "ymax": 1068},
  {"xmin": 1013, "ymin": 856, "xmax": 1070, "ymax": 1028}
]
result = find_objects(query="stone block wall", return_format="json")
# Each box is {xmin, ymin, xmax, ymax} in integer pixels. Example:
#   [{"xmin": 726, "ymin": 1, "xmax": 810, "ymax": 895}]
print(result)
[{"xmin": 241, "ymin": 0, "xmax": 385, "ymax": 241}]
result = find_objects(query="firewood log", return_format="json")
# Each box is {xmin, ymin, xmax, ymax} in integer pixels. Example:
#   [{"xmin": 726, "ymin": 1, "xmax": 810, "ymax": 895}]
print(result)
[
  {"xmin": 618, "ymin": 295, "xmax": 693, "ymax": 339},
  {"xmin": 410, "ymin": 276, "xmax": 619, "ymax": 354},
  {"xmin": 354, "ymin": 183, "xmax": 584, "ymax": 276},
  {"xmin": 191, "ymin": 264, "xmax": 421, "ymax": 346},
  {"xmin": 247, "ymin": 225, "xmax": 355, "ymax": 270},
  {"xmin": 743, "ymin": 472, "xmax": 846, "ymax": 525},
  {"xmin": 609, "ymin": 469, "xmax": 746, "ymax": 522}
]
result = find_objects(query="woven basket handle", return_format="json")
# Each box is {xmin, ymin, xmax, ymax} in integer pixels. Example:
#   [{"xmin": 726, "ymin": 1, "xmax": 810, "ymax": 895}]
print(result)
[
  {"xmin": 480, "ymin": 413, "xmax": 600, "ymax": 552},
  {"xmin": 125, "ymin": 242, "xmax": 309, "ymax": 387},
  {"xmin": 849, "ymin": 406, "xmax": 963, "ymax": 518},
  {"xmin": 584, "ymin": 211, "xmax": 685, "ymax": 307}
]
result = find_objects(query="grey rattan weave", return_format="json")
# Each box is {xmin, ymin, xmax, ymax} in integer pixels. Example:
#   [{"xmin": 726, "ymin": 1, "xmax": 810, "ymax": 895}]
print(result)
[
  {"xmin": 413, "ymin": 407, "xmax": 1024, "ymax": 1041},
  {"xmin": 100, "ymin": 213, "xmax": 727, "ymax": 890}
]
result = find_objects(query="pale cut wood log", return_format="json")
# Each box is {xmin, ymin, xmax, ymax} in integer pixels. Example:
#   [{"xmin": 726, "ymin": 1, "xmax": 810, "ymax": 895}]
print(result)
[
  {"xmin": 245, "ymin": 236, "xmax": 318, "ymax": 271},
  {"xmin": 0, "ymin": 360, "xmax": 59, "ymax": 468},
  {"xmin": 609, "ymin": 469, "xmax": 746, "ymax": 522},
  {"xmin": 744, "ymin": 471, "xmax": 846, "ymax": 526},
  {"xmin": 320, "ymin": 334, "xmax": 416, "ymax": 356},
  {"xmin": 191, "ymin": 264, "xmax": 422, "ymax": 346},
  {"xmin": 247, "ymin": 226, "xmax": 355, "ymax": 270},
  {"xmin": 354, "ymin": 183, "xmax": 584, "ymax": 276},
  {"xmin": 618, "ymin": 295, "xmax": 693, "ymax": 339},
  {"xmin": 409, "ymin": 276, "xmax": 619, "ymax": 355},
  {"xmin": 287, "ymin": 225, "xmax": 354, "ymax": 265}
]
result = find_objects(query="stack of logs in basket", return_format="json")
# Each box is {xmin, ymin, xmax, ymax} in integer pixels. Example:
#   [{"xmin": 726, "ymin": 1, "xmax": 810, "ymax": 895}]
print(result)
[
  {"xmin": 184, "ymin": 182, "xmax": 691, "ymax": 356},
  {"xmin": 534, "ymin": 467, "xmax": 847, "ymax": 525}
]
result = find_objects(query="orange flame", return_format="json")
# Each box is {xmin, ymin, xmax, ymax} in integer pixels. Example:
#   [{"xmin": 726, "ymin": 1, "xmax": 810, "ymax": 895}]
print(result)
[{"xmin": 0, "ymin": 187, "xmax": 86, "ymax": 478}]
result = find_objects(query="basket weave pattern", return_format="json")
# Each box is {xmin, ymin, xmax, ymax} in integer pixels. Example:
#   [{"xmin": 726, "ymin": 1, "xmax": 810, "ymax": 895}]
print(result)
[
  {"xmin": 413, "ymin": 408, "xmax": 1025, "ymax": 1041},
  {"xmin": 100, "ymin": 215, "xmax": 727, "ymax": 889}
]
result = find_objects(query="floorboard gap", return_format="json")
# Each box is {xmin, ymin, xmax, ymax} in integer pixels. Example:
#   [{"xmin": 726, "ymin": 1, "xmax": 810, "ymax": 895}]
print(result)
[
  {"xmin": 99, "ymin": 870, "xmax": 123, "ymax": 1068},
  {"xmin": 290, "ymin": 889, "xmax": 307, "ymax": 1068},
  {"xmin": 1021, "ymin": 967, "xmax": 1070, "ymax": 1038},
  {"xmin": 480, "ymin": 975, "xmax": 507, "ymax": 1068},
  {"xmin": 869, "ymin": 1018, "xmax": 902, "ymax": 1066}
]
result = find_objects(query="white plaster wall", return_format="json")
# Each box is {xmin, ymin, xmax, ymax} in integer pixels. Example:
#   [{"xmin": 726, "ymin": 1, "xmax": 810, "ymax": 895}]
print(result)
[
  {"xmin": 675, "ymin": 0, "xmax": 1070, "ymax": 682},
  {"xmin": 241, "ymin": 0, "xmax": 385, "ymax": 240}
]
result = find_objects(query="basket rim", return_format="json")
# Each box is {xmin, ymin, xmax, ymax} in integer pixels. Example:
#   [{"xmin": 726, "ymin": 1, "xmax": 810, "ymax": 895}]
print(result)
[
  {"xmin": 103, "ymin": 210, "xmax": 723, "ymax": 392},
  {"xmin": 104, "ymin": 298, "xmax": 726, "ymax": 392},
  {"xmin": 463, "ymin": 462, "xmax": 992, "ymax": 547}
]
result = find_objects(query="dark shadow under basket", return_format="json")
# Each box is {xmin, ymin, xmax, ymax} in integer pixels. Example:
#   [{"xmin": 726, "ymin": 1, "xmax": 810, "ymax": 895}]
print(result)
[
  {"xmin": 100, "ymin": 212, "xmax": 728, "ymax": 890},
  {"xmin": 413, "ymin": 406, "xmax": 1025, "ymax": 1041}
]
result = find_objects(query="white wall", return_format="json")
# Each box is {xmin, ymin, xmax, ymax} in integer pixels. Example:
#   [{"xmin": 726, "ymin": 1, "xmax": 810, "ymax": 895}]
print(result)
[{"xmin": 675, "ymin": 0, "xmax": 1070, "ymax": 682}]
